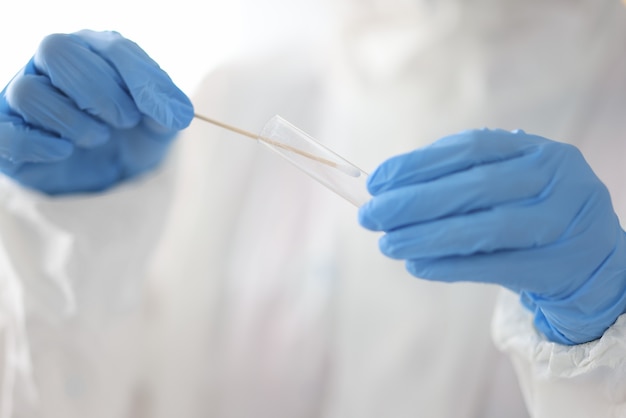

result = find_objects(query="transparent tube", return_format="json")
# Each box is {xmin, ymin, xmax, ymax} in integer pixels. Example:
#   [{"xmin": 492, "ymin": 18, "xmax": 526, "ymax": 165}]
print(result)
[{"xmin": 258, "ymin": 115, "xmax": 370, "ymax": 207}]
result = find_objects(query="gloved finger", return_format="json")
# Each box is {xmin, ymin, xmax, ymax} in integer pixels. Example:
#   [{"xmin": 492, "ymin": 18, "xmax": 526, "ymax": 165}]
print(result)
[
  {"xmin": 73, "ymin": 30, "xmax": 194, "ymax": 131},
  {"xmin": 5, "ymin": 73, "xmax": 111, "ymax": 147},
  {"xmin": 359, "ymin": 148, "xmax": 549, "ymax": 231},
  {"xmin": 404, "ymin": 229, "xmax": 612, "ymax": 295},
  {"xmin": 32, "ymin": 33, "xmax": 141, "ymax": 129},
  {"xmin": 367, "ymin": 129, "xmax": 548, "ymax": 195},
  {"xmin": 377, "ymin": 186, "xmax": 590, "ymax": 260},
  {"xmin": 403, "ymin": 249, "xmax": 565, "ymax": 290},
  {"xmin": 14, "ymin": 146, "xmax": 121, "ymax": 195},
  {"xmin": 0, "ymin": 119, "xmax": 73, "ymax": 170}
]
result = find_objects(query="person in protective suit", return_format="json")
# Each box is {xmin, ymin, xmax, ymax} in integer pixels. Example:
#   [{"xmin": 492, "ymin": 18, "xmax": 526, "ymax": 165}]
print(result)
[{"xmin": 0, "ymin": 1, "xmax": 625, "ymax": 416}]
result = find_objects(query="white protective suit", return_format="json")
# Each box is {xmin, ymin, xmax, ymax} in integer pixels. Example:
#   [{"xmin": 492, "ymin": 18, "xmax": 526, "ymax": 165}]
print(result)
[{"xmin": 1, "ymin": 0, "xmax": 626, "ymax": 417}]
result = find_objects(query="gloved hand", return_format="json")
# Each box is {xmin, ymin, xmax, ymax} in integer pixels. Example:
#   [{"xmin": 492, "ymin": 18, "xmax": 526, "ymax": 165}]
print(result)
[
  {"xmin": 358, "ymin": 128, "xmax": 626, "ymax": 345},
  {"xmin": 0, "ymin": 30, "xmax": 194, "ymax": 195}
]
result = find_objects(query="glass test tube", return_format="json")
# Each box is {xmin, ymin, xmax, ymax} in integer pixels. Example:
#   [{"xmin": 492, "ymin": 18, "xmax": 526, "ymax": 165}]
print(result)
[{"xmin": 258, "ymin": 115, "xmax": 370, "ymax": 207}]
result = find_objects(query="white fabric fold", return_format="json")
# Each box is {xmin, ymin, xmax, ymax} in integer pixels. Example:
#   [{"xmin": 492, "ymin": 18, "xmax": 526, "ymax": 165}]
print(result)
[{"xmin": 493, "ymin": 290, "xmax": 626, "ymax": 417}]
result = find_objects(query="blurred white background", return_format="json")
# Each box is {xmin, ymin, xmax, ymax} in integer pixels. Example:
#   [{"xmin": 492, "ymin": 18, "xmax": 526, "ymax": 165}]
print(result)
[{"xmin": 1, "ymin": 0, "xmax": 327, "ymax": 96}]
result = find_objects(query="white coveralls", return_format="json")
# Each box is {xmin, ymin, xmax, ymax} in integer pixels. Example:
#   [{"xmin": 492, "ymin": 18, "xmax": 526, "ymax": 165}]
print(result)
[{"xmin": 1, "ymin": 0, "xmax": 626, "ymax": 417}]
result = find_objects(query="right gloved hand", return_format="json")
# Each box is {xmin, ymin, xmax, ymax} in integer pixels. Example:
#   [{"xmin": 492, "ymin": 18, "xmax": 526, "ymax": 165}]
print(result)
[
  {"xmin": 0, "ymin": 30, "xmax": 194, "ymax": 195},
  {"xmin": 358, "ymin": 129, "xmax": 626, "ymax": 345}
]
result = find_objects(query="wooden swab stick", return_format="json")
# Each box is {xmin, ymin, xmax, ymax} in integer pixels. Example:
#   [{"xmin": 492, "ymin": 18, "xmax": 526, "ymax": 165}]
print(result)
[{"xmin": 193, "ymin": 113, "xmax": 359, "ymax": 176}]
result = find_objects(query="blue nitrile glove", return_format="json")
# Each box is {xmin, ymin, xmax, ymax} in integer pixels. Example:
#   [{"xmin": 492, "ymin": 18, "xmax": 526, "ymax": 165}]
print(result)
[
  {"xmin": 0, "ymin": 30, "xmax": 194, "ymax": 195},
  {"xmin": 358, "ymin": 128, "xmax": 626, "ymax": 345}
]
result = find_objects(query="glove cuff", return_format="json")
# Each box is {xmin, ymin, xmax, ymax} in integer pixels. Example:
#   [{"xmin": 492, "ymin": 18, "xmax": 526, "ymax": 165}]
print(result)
[{"xmin": 527, "ymin": 230, "xmax": 626, "ymax": 345}]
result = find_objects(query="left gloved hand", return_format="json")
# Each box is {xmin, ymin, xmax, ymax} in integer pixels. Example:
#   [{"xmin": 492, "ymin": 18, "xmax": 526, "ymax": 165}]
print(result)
[
  {"xmin": 358, "ymin": 128, "xmax": 626, "ymax": 345},
  {"xmin": 0, "ymin": 30, "xmax": 194, "ymax": 195}
]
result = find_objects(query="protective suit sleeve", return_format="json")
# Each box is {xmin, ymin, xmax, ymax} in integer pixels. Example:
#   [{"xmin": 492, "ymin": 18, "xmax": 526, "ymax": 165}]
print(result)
[
  {"xmin": 492, "ymin": 289, "xmax": 626, "ymax": 418},
  {"xmin": 0, "ymin": 152, "xmax": 176, "ymax": 417}
]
